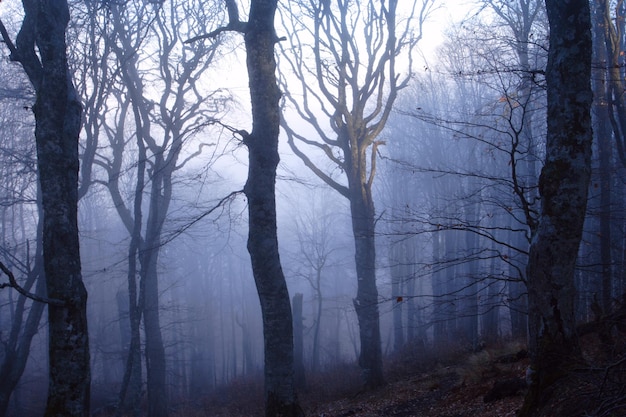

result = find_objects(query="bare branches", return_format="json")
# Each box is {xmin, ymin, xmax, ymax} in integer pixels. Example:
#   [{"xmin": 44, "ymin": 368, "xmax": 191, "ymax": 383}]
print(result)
[
  {"xmin": 185, "ymin": 0, "xmax": 246, "ymax": 43},
  {"xmin": 160, "ymin": 190, "xmax": 243, "ymax": 246},
  {"xmin": 282, "ymin": 120, "xmax": 350, "ymax": 198},
  {"xmin": 280, "ymin": 0, "xmax": 432, "ymax": 200},
  {"xmin": 0, "ymin": 261, "xmax": 64, "ymax": 306},
  {"xmin": 0, "ymin": 19, "xmax": 19, "ymax": 59},
  {"xmin": 0, "ymin": 5, "xmax": 44, "ymax": 90}
]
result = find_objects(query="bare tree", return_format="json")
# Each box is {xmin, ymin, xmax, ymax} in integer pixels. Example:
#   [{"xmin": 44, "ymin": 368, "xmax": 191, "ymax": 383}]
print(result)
[
  {"xmin": 287, "ymin": 189, "xmax": 341, "ymax": 372},
  {"xmin": 0, "ymin": 0, "xmax": 90, "ymax": 414},
  {"xmin": 520, "ymin": 0, "xmax": 593, "ymax": 414},
  {"xmin": 378, "ymin": 0, "xmax": 549, "ymax": 347},
  {"xmin": 76, "ymin": 0, "xmax": 224, "ymax": 415},
  {"xmin": 0, "ymin": 59, "xmax": 44, "ymax": 417},
  {"xmin": 279, "ymin": 0, "xmax": 434, "ymax": 389},
  {"xmin": 188, "ymin": 0, "xmax": 303, "ymax": 414}
]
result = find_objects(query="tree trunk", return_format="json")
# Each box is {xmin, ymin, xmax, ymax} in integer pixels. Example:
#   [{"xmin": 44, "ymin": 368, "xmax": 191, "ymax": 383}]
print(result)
[
  {"xmin": 463, "ymin": 165, "xmax": 480, "ymax": 349},
  {"xmin": 141, "ymin": 166, "xmax": 169, "ymax": 417},
  {"xmin": 349, "ymin": 191, "xmax": 384, "ymax": 389},
  {"xmin": 115, "ymin": 121, "xmax": 147, "ymax": 417},
  {"xmin": 243, "ymin": 1, "xmax": 302, "ymax": 415},
  {"xmin": 390, "ymin": 239, "xmax": 405, "ymax": 352},
  {"xmin": 406, "ymin": 262, "xmax": 418, "ymax": 344},
  {"xmin": 39, "ymin": 69, "xmax": 91, "ymax": 417},
  {"xmin": 520, "ymin": 0, "xmax": 593, "ymax": 414},
  {"xmin": 311, "ymin": 268, "xmax": 323, "ymax": 373},
  {"xmin": 593, "ymin": 0, "xmax": 615, "ymax": 313},
  {"xmin": 7, "ymin": 0, "xmax": 94, "ymax": 413},
  {"xmin": 432, "ymin": 229, "xmax": 447, "ymax": 345},
  {"xmin": 292, "ymin": 293, "xmax": 306, "ymax": 389}
]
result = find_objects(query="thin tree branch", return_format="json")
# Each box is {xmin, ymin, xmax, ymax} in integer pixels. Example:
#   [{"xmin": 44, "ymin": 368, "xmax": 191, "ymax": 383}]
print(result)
[{"xmin": 0, "ymin": 261, "xmax": 64, "ymax": 306}]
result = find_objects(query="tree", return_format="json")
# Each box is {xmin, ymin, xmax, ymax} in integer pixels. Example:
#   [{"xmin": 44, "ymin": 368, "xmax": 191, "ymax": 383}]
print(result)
[
  {"xmin": 479, "ymin": 0, "xmax": 546, "ymax": 340},
  {"xmin": 188, "ymin": 0, "xmax": 303, "ymax": 414},
  {"xmin": 0, "ymin": 59, "xmax": 45, "ymax": 417},
  {"xmin": 81, "ymin": 1, "xmax": 224, "ymax": 414},
  {"xmin": 0, "ymin": 0, "xmax": 90, "ymax": 414},
  {"xmin": 279, "ymin": 0, "xmax": 433, "ymax": 389},
  {"xmin": 287, "ymin": 190, "xmax": 341, "ymax": 373},
  {"xmin": 380, "ymin": 3, "xmax": 547, "ymax": 347},
  {"xmin": 589, "ymin": 0, "xmax": 626, "ymax": 314},
  {"xmin": 520, "ymin": 0, "xmax": 593, "ymax": 414}
]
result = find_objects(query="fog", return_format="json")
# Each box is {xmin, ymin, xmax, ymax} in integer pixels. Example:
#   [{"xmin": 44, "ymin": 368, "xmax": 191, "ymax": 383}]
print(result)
[{"xmin": 0, "ymin": 0, "xmax": 624, "ymax": 416}]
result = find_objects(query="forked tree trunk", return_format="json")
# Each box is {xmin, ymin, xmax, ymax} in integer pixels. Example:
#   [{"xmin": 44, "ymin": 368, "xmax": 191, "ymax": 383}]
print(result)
[{"xmin": 520, "ymin": 0, "xmax": 592, "ymax": 414}]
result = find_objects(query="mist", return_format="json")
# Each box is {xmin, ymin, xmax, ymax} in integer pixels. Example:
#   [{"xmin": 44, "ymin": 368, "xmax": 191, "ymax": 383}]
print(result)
[{"xmin": 0, "ymin": 1, "xmax": 624, "ymax": 416}]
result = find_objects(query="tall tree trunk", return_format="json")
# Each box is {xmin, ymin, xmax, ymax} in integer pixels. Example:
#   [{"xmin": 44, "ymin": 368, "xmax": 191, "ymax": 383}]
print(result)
[
  {"xmin": 243, "ymin": 1, "xmax": 302, "ymax": 415},
  {"xmin": 3, "ymin": 0, "xmax": 93, "ymax": 413},
  {"xmin": 432, "ymin": 229, "xmax": 447, "ymax": 345},
  {"xmin": 116, "ymin": 130, "xmax": 147, "ymax": 417},
  {"xmin": 311, "ymin": 269, "xmax": 323, "ymax": 373},
  {"xmin": 390, "ymin": 237, "xmax": 405, "ymax": 352},
  {"xmin": 39, "ymin": 65, "xmax": 90, "ymax": 417},
  {"xmin": 406, "ymin": 261, "xmax": 418, "ymax": 344},
  {"xmin": 349, "ymin": 190, "xmax": 384, "ymax": 389},
  {"xmin": 444, "ymin": 229, "xmax": 459, "ymax": 339},
  {"xmin": 141, "ymin": 166, "xmax": 169, "ymax": 417},
  {"xmin": 292, "ymin": 293, "xmax": 306, "ymax": 389},
  {"xmin": 463, "ymin": 162, "xmax": 480, "ymax": 349},
  {"xmin": 509, "ymin": 221, "xmax": 529, "ymax": 340},
  {"xmin": 592, "ymin": 0, "xmax": 615, "ymax": 313},
  {"xmin": 520, "ymin": 0, "xmax": 593, "ymax": 414}
]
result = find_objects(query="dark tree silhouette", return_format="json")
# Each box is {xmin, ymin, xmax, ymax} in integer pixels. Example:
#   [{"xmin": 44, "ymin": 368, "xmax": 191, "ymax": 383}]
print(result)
[
  {"xmin": 0, "ymin": 0, "xmax": 90, "ymax": 414},
  {"xmin": 520, "ymin": 0, "xmax": 592, "ymax": 414},
  {"xmin": 279, "ymin": 0, "xmax": 433, "ymax": 389},
  {"xmin": 188, "ymin": 0, "xmax": 303, "ymax": 415}
]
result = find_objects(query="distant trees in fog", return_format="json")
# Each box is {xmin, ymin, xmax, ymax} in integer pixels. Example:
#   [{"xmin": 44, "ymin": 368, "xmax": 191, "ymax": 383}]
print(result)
[{"xmin": 0, "ymin": 0, "xmax": 622, "ymax": 416}]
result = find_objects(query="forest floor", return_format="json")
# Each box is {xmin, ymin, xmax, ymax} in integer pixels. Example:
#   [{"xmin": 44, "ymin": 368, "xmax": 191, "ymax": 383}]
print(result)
[
  {"xmin": 177, "ymin": 332, "xmax": 626, "ymax": 417},
  {"xmin": 180, "ymin": 340, "xmax": 530, "ymax": 417}
]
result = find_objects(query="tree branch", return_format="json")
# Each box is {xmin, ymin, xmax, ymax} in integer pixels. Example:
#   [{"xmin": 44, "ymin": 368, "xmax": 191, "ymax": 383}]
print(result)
[
  {"xmin": 0, "ymin": 261, "xmax": 64, "ymax": 306},
  {"xmin": 160, "ymin": 190, "xmax": 244, "ymax": 245},
  {"xmin": 186, "ymin": 0, "xmax": 247, "ymax": 43},
  {"xmin": 0, "ymin": 18, "xmax": 19, "ymax": 58}
]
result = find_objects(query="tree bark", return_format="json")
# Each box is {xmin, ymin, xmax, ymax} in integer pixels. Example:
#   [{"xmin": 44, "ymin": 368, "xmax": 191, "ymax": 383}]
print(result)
[
  {"xmin": 349, "ymin": 187, "xmax": 384, "ymax": 388},
  {"xmin": 141, "ymin": 164, "xmax": 169, "ymax": 417},
  {"xmin": 38, "ymin": 42, "xmax": 91, "ymax": 417},
  {"xmin": 593, "ymin": 0, "xmax": 615, "ymax": 313},
  {"xmin": 243, "ymin": 1, "xmax": 303, "ymax": 415},
  {"xmin": 1, "ymin": 1, "xmax": 91, "ymax": 414},
  {"xmin": 520, "ymin": 0, "xmax": 593, "ymax": 414}
]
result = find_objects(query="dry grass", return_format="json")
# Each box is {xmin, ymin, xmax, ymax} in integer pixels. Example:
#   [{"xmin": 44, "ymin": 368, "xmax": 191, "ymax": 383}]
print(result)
[{"xmin": 96, "ymin": 332, "xmax": 626, "ymax": 417}]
